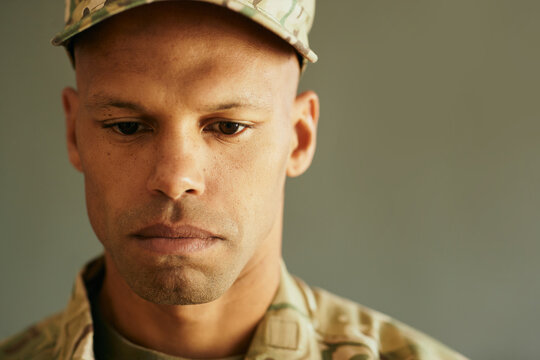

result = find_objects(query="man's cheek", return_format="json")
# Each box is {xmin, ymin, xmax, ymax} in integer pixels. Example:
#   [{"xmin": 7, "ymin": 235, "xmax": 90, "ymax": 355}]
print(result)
[
  {"xmin": 84, "ymin": 178, "xmax": 110, "ymax": 246},
  {"xmin": 236, "ymin": 150, "xmax": 285, "ymax": 213},
  {"xmin": 84, "ymin": 165, "xmax": 124, "ymax": 227}
]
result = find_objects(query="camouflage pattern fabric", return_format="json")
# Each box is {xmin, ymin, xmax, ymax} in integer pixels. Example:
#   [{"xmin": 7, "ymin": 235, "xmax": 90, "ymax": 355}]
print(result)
[
  {"xmin": 51, "ymin": 0, "xmax": 318, "ymax": 64},
  {"xmin": 0, "ymin": 257, "xmax": 468, "ymax": 360}
]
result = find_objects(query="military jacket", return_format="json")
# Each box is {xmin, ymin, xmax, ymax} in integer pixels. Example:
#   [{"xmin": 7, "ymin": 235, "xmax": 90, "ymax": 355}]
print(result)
[{"xmin": 0, "ymin": 258, "xmax": 468, "ymax": 360}]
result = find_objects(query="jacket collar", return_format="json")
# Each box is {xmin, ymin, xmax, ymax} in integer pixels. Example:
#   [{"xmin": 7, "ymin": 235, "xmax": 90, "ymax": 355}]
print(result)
[
  {"xmin": 55, "ymin": 257, "xmax": 104, "ymax": 359},
  {"xmin": 245, "ymin": 262, "xmax": 321, "ymax": 359}
]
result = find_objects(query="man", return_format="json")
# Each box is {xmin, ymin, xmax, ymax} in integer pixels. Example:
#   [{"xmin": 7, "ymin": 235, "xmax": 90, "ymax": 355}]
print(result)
[{"xmin": 0, "ymin": 1, "xmax": 467, "ymax": 359}]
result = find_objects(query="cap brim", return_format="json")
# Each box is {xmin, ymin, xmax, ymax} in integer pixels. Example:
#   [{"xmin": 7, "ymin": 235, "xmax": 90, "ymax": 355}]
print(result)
[{"xmin": 51, "ymin": 0, "xmax": 317, "ymax": 63}]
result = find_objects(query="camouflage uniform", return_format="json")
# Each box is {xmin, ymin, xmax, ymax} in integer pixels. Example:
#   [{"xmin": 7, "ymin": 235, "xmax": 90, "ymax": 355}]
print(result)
[{"xmin": 0, "ymin": 257, "xmax": 468, "ymax": 360}]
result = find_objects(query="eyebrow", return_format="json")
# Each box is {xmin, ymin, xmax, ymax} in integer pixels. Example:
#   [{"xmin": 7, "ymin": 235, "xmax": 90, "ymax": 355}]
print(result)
[
  {"xmin": 86, "ymin": 94, "xmax": 148, "ymax": 113},
  {"xmin": 86, "ymin": 93, "xmax": 272, "ymax": 114},
  {"xmin": 199, "ymin": 100, "xmax": 272, "ymax": 113}
]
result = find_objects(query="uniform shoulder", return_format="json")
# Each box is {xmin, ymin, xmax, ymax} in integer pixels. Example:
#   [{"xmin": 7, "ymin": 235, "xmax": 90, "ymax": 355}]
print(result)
[
  {"xmin": 0, "ymin": 312, "xmax": 63, "ymax": 360},
  {"xmin": 310, "ymin": 286, "xmax": 468, "ymax": 360}
]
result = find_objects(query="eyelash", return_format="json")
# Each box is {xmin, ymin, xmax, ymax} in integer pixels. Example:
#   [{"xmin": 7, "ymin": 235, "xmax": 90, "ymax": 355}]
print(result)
[
  {"xmin": 101, "ymin": 120, "xmax": 251, "ymax": 136},
  {"xmin": 203, "ymin": 121, "xmax": 250, "ymax": 136},
  {"xmin": 102, "ymin": 122, "xmax": 150, "ymax": 136}
]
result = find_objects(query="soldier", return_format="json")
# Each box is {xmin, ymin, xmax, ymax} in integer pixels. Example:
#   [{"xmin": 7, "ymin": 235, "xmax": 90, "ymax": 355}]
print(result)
[{"xmin": 0, "ymin": 1, "xmax": 468, "ymax": 359}]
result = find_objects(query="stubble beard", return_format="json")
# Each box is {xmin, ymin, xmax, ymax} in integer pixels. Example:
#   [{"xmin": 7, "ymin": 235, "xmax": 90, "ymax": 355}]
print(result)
[{"xmin": 111, "ymin": 252, "xmax": 240, "ymax": 305}]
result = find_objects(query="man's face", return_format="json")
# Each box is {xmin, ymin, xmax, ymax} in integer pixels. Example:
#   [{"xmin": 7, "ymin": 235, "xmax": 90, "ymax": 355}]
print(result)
[{"xmin": 63, "ymin": 2, "xmax": 314, "ymax": 305}]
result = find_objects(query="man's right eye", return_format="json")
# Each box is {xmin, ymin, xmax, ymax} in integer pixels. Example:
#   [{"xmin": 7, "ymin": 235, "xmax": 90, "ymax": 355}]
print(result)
[{"xmin": 103, "ymin": 121, "xmax": 146, "ymax": 135}]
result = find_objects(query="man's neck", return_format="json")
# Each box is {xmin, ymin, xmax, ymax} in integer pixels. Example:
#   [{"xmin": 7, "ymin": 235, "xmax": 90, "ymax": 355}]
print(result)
[{"xmin": 98, "ymin": 249, "xmax": 281, "ymax": 359}]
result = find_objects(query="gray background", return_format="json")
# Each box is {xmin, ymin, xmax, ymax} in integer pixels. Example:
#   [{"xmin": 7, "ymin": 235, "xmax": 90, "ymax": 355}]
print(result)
[{"xmin": 1, "ymin": 1, "xmax": 539, "ymax": 359}]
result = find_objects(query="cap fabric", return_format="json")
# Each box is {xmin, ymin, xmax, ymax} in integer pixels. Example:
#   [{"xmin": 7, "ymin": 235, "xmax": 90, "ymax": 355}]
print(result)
[{"xmin": 52, "ymin": 0, "xmax": 317, "ymax": 63}]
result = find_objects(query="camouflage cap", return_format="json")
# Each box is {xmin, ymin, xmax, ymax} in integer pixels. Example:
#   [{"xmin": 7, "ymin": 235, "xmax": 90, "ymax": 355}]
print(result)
[{"xmin": 52, "ymin": 0, "xmax": 318, "ymax": 63}]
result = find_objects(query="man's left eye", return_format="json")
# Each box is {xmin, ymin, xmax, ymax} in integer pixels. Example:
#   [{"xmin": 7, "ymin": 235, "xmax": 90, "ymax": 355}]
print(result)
[
  {"xmin": 208, "ymin": 121, "xmax": 248, "ymax": 135},
  {"xmin": 103, "ymin": 121, "xmax": 147, "ymax": 135}
]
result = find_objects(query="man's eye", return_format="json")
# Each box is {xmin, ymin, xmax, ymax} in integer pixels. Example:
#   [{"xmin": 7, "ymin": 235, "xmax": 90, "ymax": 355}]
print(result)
[
  {"xmin": 208, "ymin": 121, "xmax": 248, "ymax": 135},
  {"xmin": 104, "ymin": 122, "xmax": 145, "ymax": 135}
]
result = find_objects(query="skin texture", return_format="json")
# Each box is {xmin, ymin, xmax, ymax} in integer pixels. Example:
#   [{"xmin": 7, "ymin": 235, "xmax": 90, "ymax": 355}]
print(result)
[{"xmin": 62, "ymin": 2, "xmax": 319, "ymax": 358}]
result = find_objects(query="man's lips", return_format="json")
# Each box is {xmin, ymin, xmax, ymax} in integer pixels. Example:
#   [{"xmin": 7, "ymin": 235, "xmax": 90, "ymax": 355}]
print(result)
[
  {"xmin": 131, "ymin": 224, "xmax": 222, "ymax": 255},
  {"xmin": 132, "ymin": 224, "xmax": 221, "ymax": 240}
]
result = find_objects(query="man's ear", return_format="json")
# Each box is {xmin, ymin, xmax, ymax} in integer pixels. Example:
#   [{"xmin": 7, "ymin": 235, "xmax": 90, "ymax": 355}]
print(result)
[
  {"xmin": 62, "ymin": 87, "xmax": 83, "ymax": 172},
  {"xmin": 287, "ymin": 90, "xmax": 320, "ymax": 177}
]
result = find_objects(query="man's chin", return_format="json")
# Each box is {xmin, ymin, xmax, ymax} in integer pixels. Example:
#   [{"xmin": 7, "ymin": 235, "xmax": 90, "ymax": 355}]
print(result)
[
  {"xmin": 131, "ymin": 270, "xmax": 222, "ymax": 305},
  {"xmin": 112, "ymin": 254, "xmax": 236, "ymax": 305}
]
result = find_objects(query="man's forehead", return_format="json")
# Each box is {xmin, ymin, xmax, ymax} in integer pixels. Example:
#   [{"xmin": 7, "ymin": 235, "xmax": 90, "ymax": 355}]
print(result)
[
  {"xmin": 73, "ymin": 4, "xmax": 301, "ymax": 103},
  {"xmin": 77, "ymin": 47, "xmax": 289, "ymax": 115}
]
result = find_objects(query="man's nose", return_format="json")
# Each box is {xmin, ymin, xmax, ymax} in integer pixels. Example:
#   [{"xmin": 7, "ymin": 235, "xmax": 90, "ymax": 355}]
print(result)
[{"xmin": 146, "ymin": 132, "xmax": 205, "ymax": 200}]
